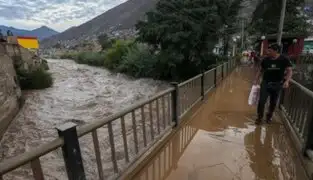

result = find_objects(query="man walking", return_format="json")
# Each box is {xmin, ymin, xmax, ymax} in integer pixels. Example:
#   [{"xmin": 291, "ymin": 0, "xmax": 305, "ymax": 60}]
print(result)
[{"xmin": 254, "ymin": 43, "xmax": 293, "ymax": 124}]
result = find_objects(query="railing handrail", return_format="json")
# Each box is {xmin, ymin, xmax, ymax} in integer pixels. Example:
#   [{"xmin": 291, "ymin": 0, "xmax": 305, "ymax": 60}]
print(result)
[
  {"xmin": 77, "ymin": 87, "xmax": 175, "ymax": 137},
  {"xmin": 204, "ymin": 68, "xmax": 215, "ymax": 75},
  {"xmin": 178, "ymin": 74, "xmax": 203, "ymax": 87},
  {"xmin": 0, "ymin": 138, "xmax": 64, "ymax": 174},
  {"xmin": 290, "ymin": 79, "xmax": 313, "ymax": 97}
]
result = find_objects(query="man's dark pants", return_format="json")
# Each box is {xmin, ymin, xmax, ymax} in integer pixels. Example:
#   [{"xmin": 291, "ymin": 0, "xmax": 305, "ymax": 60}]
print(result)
[{"xmin": 257, "ymin": 81, "xmax": 282, "ymax": 120}]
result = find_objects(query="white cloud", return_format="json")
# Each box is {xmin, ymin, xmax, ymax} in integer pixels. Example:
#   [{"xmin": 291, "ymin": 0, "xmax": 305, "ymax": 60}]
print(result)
[{"xmin": 0, "ymin": 0, "xmax": 128, "ymax": 32}]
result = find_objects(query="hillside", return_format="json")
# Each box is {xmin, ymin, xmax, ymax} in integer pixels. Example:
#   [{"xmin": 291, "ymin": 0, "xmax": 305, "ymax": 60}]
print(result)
[
  {"xmin": 40, "ymin": 0, "xmax": 258, "ymax": 50},
  {"xmin": 41, "ymin": 0, "xmax": 157, "ymax": 48},
  {"xmin": 0, "ymin": 25, "xmax": 59, "ymax": 40}
]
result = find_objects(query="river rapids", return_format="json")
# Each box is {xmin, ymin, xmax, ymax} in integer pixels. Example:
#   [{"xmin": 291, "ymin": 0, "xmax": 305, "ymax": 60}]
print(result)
[{"xmin": 0, "ymin": 59, "xmax": 168, "ymax": 180}]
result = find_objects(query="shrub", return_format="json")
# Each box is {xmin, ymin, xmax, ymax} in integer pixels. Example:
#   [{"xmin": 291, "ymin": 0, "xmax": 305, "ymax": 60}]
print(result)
[
  {"xmin": 75, "ymin": 52, "xmax": 105, "ymax": 66},
  {"xmin": 104, "ymin": 40, "xmax": 133, "ymax": 70},
  {"xmin": 60, "ymin": 53, "xmax": 78, "ymax": 59},
  {"xmin": 60, "ymin": 52, "xmax": 105, "ymax": 67},
  {"xmin": 117, "ymin": 43, "xmax": 157, "ymax": 78},
  {"xmin": 97, "ymin": 34, "xmax": 114, "ymax": 50},
  {"xmin": 115, "ymin": 43, "xmax": 221, "ymax": 81},
  {"xmin": 16, "ymin": 68, "xmax": 53, "ymax": 90}
]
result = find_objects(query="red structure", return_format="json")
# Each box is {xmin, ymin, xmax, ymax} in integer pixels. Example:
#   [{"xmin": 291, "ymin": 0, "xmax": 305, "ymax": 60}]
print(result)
[
  {"xmin": 258, "ymin": 34, "xmax": 306, "ymax": 55},
  {"xmin": 257, "ymin": 33, "xmax": 306, "ymax": 64}
]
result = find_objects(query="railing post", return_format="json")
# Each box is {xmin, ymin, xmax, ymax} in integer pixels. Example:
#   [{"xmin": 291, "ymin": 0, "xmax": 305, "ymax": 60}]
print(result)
[
  {"xmin": 171, "ymin": 82, "xmax": 179, "ymax": 127},
  {"xmin": 57, "ymin": 122, "xmax": 86, "ymax": 180},
  {"xmin": 279, "ymin": 89, "xmax": 285, "ymax": 109},
  {"xmin": 304, "ymin": 109, "xmax": 313, "ymax": 156},
  {"xmin": 221, "ymin": 64, "xmax": 224, "ymax": 80},
  {"xmin": 214, "ymin": 68, "xmax": 217, "ymax": 87},
  {"xmin": 201, "ymin": 72, "xmax": 205, "ymax": 100}
]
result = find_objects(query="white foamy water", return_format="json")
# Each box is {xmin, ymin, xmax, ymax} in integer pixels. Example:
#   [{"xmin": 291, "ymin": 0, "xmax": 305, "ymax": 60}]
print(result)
[{"xmin": 0, "ymin": 59, "xmax": 169, "ymax": 180}]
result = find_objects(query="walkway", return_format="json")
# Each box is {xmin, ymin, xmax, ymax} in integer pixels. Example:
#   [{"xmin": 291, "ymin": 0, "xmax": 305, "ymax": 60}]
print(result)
[{"xmin": 130, "ymin": 67, "xmax": 308, "ymax": 180}]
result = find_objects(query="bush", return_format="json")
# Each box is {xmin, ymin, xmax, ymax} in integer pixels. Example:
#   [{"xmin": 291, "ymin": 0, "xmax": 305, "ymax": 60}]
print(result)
[
  {"xmin": 75, "ymin": 52, "xmax": 106, "ymax": 66},
  {"xmin": 16, "ymin": 68, "xmax": 53, "ymax": 90},
  {"xmin": 114, "ymin": 42, "xmax": 221, "ymax": 81},
  {"xmin": 60, "ymin": 53, "xmax": 78, "ymax": 59},
  {"xmin": 117, "ymin": 43, "xmax": 158, "ymax": 78},
  {"xmin": 104, "ymin": 40, "xmax": 133, "ymax": 70},
  {"xmin": 60, "ymin": 52, "xmax": 105, "ymax": 66},
  {"xmin": 98, "ymin": 34, "xmax": 114, "ymax": 50}
]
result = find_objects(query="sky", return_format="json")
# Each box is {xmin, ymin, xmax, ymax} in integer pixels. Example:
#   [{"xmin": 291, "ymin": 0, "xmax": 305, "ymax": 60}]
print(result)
[{"xmin": 0, "ymin": 0, "xmax": 127, "ymax": 32}]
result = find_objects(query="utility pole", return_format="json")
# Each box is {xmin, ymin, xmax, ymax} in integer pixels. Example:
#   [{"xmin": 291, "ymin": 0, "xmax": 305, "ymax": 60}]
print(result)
[
  {"xmin": 277, "ymin": 0, "xmax": 287, "ymax": 47},
  {"xmin": 241, "ymin": 18, "xmax": 245, "ymax": 50}
]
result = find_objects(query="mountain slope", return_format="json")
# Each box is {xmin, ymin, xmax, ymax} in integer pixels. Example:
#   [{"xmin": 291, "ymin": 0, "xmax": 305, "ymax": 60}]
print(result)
[
  {"xmin": 30, "ymin": 26, "xmax": 59, "ymax": 40},
  {"xmin": 0, "ymin": 25, "xmax": 59, "ymax": 40},
  {"xmin": 41, "ymin": 0, "xmax": 157, "ymax": 48}
]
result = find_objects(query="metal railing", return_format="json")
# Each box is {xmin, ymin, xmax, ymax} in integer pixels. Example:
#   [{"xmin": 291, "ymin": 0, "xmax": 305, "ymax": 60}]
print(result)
[
  {"xmin": 132, "ymin": 124, "xmax": 198, "ymax": 180},
  {"xmin": 280, "ymin": 79, "xmax": 313, "ymax": 155},
  {"xmin": 298, "ymin": 54, "xmax": 313, "ymax": 65},
  {"xmin": 0, "ymin": 59, "xmax": 236, "ymax": 180}
]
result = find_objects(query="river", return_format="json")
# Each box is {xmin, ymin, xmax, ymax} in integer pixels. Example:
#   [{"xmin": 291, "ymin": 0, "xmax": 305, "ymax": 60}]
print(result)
[{"xmin": 0, "ymin": 59, "xmax": 168, "ymax": 180}]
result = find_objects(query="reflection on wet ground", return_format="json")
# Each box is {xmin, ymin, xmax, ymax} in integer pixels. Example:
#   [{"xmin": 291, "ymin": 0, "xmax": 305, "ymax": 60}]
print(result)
[{"xmin": 132, "ymin": 67, "xmax": 308, "ymax": 180}]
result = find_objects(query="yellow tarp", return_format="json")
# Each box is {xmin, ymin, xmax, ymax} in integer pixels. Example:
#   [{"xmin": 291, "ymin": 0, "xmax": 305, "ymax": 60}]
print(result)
[{"xmin": 17, "ymin": 37, "xmax": 39, "ymax": 49}]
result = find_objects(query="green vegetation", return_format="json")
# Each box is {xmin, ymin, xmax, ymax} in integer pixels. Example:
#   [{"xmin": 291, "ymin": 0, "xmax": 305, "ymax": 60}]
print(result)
[
  {"xmin": 103, "ymin": 40, "xmax": 133, "ymax": 70},
  {"xmin": 216, "ymin": 0, "xmax": 244, "ymax": 55},
  {"xmin": 97, "ymin": 33, "xmax": 116, "ymax": 50},
  {"xmin": 135, "ymin": 0, "xmax": 242, "ymax": 80},
  {"xmin": 60, "ymin": 0, "xmax": 244, "ymax": 81},
  {"xmin": 249, "ymin": 0, "xmax": 312, "ymax": 36},
  {"xmin": 11, "ymin": 55, "xmax": 53, "ymax": 90},
  {"xmin": 60, "ymin": 53, "xmax": 78, "ymax": 59},
  {"xmin": 75, "ymin": 52, "xmax": 106, "ymax": 66},
  {"xmin": 15, "ymin": 68, "xmax": 53, "ymax": 90},
  {"xmin": 117, "ymin": 43, "xmax": 158, "ymax": 78},
  {"xmin": 60, "ymin": 39, "xmax": 227, "ymax": 81},
  {"xmin": 60, "ymin": 52, "xmax": 105, "ymax": 66}
]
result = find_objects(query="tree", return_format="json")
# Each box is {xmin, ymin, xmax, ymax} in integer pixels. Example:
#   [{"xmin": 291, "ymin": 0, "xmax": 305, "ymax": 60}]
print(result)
[
  {"xmin": 136, "ymin": 0, "xmax": 227, "ymax": 80},
  {"xmin": 216, "ymin": 0, "xmax": 244, "ymax": 55},
  {"xmin": 97, "ymin": 33, "xmax": 113, "ymax": 50},
  {"xmin": 249, "ymin": 0, "xmax": 312, "ymax": 36}
]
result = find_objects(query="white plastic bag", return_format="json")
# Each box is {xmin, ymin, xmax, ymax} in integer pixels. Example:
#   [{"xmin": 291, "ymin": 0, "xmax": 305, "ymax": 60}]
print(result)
[{"xmin": 248, "ymin": 85, "xmax": 260, "ymax": 105}]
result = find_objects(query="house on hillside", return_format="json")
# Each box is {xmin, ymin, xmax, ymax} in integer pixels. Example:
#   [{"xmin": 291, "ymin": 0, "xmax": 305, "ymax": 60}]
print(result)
[{"xmin": 6, "ymin": 35, "xmax": 40, "ymax": 55}]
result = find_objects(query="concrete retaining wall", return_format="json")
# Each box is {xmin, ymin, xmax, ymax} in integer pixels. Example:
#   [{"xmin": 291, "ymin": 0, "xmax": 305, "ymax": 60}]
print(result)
[
  {"xmin": 4, "ymin": 43, "xmax": 43, "ymax": 71},
  {"xmin": 0, "ymin": 44, "xmax": 22, "ymax": 139}
]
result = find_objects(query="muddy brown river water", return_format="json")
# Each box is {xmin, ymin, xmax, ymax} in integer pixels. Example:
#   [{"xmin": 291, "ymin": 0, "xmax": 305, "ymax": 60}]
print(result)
[{"xmin": 0, "ymin": 59, "xmax": 168, "ymax": 180}]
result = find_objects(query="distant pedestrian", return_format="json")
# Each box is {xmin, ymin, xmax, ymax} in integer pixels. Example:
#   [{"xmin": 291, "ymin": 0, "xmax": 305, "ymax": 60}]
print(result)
[
  {"xmin": 7, "ymin": 30, "xmax": 13, "ymax": 36},
  {"xmin": 249, "ymin": 51, "xmax": 255, "ymax": 63},
  {"xmin": 254, "ymin": 43, "xmax": 293, "ymax": 124}
]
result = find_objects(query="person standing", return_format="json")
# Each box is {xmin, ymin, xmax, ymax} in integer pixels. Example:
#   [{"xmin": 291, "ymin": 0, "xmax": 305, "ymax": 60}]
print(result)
[
  {"xmin": 254, "ymin": 43, "xmax": 293, "ymax": 124},
  {"xmin": 249, "ymin": 50, "xmax": 255, "ymax": 64}
]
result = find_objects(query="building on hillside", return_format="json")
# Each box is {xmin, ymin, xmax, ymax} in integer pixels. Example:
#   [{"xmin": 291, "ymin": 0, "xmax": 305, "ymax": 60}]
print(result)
[{"xmin": 6, "ymin": 36, "xmax": 40, "ymax": 55}]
